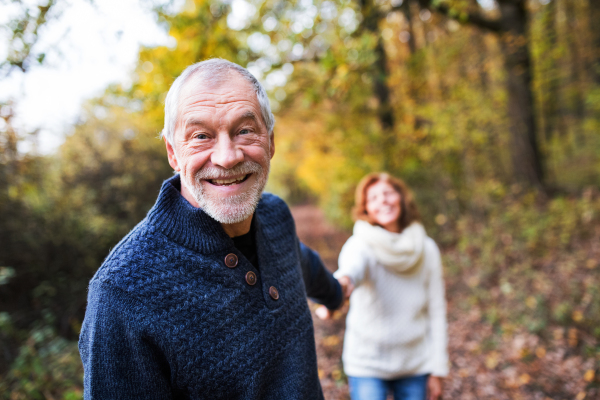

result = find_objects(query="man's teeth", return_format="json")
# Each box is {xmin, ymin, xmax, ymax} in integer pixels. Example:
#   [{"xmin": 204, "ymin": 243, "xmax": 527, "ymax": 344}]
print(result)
[{"xmin": 211, "ymin": 175, "xmax": 247, "ymax": 185}]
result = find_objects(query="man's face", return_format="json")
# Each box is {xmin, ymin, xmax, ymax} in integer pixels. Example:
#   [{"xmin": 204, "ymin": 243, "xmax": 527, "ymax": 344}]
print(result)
[{"xmin": 165, "ymin": 73, "xmax": 275, "ymax": 224}]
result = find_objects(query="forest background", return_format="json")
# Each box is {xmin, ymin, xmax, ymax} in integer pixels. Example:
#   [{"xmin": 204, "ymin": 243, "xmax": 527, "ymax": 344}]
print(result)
[{"xmin": 1, "ymin": 0, "xmax": 600, "ymax": 398}]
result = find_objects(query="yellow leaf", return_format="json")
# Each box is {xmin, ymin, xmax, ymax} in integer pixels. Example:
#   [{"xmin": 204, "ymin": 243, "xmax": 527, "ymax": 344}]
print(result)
[
  {"xmin": 337, "ymin": 65, "xmax": 348, "ymax": 77},
  {"xmin": 572, "ymin": 310, "xmax": 584, "ymax": 322},
  {"xmin": 575, "ymin": 392, "xmax": 586, "ymax": 400},
  {"xmin": 535, "ymin": 347, "xmax": 546, "ymax": 358},
  {"xmin": 553, "ymin": 328, "xmax": 564, "ymax": 341},
  {"xmin": 519, "ymin": 373, "xmax": 531, "ymax": 385},
  {"xmin": 485, "ymin": 351, "xmax": 500, "ymax": 369},
  {"xmin": 568, "ymin": 328, "xmax": 578, "ymax": 347},
  {"xmin": 467, "ymin": 276, "xmax": 480, "ymax": 288},
  {"xmin": 322, "ymin": 335, "xmax": 340, "ymax": 347},
  {"xmin": 435, "ymin": 214, "xmax": 447, "ymax": 225},
  {"xmin": 331, "ymin": 369, "xmax": 342, "ymax": 381},
  {"xmin": 584, "ymin": 369, "xmax": 595, "ymax": 382},
  {"xmin": 526, "ymin": 296, "xmax": 537, "ymax": 309}
]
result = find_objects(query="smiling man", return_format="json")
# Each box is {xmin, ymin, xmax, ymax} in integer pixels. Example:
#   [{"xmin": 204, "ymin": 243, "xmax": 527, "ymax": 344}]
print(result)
[{"xmin": 78, "ymin": 59, "xmax": 344, "ymax": 400}]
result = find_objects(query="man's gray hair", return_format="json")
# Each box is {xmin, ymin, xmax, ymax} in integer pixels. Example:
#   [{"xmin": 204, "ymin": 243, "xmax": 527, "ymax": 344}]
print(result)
[{"xmin": 161, "ymin": 59, "xmax": 275, "ymax": 144}]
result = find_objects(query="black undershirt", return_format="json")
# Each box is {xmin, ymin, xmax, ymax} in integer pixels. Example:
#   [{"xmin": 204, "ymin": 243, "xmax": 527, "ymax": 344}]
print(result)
[{"xmin": 232, "ymin": 217, "xmax": 259, "ymax": 269}]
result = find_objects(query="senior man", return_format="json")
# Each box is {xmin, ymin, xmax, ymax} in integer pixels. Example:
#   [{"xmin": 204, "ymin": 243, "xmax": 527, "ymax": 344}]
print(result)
[{"xmin": 78, "ymin": 59, "xmax": 344, "ymax": 399}]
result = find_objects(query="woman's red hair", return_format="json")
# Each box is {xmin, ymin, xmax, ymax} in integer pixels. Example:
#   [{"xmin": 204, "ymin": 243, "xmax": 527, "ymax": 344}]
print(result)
[{"xmin": 352, "ymin": 172, "xmax": 421, "ymax": 232}]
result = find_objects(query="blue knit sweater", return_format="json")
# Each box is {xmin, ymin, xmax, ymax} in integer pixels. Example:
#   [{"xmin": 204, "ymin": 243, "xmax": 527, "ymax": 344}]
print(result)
[{"xmin": 79, "ymin": 175, "xmax": 342, "ymax": 399}]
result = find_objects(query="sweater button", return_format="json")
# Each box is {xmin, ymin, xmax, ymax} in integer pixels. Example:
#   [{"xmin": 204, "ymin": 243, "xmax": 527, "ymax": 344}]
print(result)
[
  {"xmin": 245, "ymin": 271, "xmax": 257, "ymax": 286},
  {"xmin": 269, "ymin": 286, "xmax": 279, "ymax": 300},
  {"xmin": 224, "ymin": 253, "xmax": 238, "ymax": 268}
]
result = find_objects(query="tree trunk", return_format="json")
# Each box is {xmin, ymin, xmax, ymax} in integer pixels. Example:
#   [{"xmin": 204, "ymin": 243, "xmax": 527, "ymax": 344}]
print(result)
[
  {"xmin": 472, "ymin": 29, "xmax": 489, "ymax": 90},
  {"xmin": 589, "ymin": 0, "xmax": 600, "ymax": 85},
  {"xmin": 404, "ymin": 1, "xmax": 418, "ymax": 55},
  {"xmin": 497, "ymin": 0, "xmax": 545, "ymax": 188},
  {"xmin": 541, "ymin": 0, "xmax": 561, "ymax": 141},
  {"xmin": 564, "ymin": 0, "xmax": 585, "ymax": 123},
  {"xmin": 373, "ymin": 36, "xmax": 397, "ymax": 171},
  {"xmin": 416, "ymin": 0, "xmax": 545, "ymax": 188},
  {"xmin": 360, "ymin": 0, "xmax": 396, "ymax": 170},
  {"xmin": 403, "ymin": 1, "xmax": 423, "ymax": 103}
]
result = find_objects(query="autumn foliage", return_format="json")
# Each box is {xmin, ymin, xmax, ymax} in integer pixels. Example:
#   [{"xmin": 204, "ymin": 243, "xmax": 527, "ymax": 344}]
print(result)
[{"xmin": 1, "ymin": 0, "xmax": 600, "ymax": 398}]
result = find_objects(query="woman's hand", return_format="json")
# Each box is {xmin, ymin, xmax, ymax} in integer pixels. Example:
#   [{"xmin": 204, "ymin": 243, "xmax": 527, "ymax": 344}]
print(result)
[
  {"xmin": 338, "ymin": 275, "xmax": 354, "ymax": 298},
  {"xmin": 427, "ymin": 376, "xmax": 443, "ymax": 400}
]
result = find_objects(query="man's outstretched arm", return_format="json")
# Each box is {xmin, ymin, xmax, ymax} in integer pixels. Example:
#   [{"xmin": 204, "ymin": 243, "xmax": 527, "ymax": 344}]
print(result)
[{"xmin": 298, "ymin": 241, "xmax": 343, "ymax": 310}]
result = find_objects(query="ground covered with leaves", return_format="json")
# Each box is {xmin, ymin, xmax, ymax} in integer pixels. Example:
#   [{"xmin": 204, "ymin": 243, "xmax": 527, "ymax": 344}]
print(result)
[{"xmin": 291, "ymin": 193, "xmax": 600, "ymax": 400}]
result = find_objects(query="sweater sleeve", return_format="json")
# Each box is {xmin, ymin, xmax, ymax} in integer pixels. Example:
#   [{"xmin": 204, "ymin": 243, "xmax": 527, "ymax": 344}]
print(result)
[
  {"xmin": 425, "ymin": 239, "xmax": 449, "ymax": 377},
  {"xmin": 79, "ymin": 280, "xmax": 174, "ymax": 400},
  {"xmin": 333, "ymin": 236, "xmax": 369, "ymax": 287},
  {"xmin": 298, "ymin": 241, "xmax": 343, "ymax": 310}
]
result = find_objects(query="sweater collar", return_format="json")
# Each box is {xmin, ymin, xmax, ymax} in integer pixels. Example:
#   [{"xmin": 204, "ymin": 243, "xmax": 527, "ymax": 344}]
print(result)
[{"xmin": 146, "ymin": 174, "xmax": 234, "ymax": 254}]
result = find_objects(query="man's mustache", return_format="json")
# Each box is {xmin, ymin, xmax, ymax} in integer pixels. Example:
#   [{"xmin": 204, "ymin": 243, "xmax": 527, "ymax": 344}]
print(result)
[{"xmin": 194, "ymin": 161, "xmax": 262, "ymax": 181}]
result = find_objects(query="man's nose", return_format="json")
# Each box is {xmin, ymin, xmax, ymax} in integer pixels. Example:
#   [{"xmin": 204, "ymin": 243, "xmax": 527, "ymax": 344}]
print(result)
[{"xmin": 211, "ymin": 135, "xmax": 244, "ymax": 169}]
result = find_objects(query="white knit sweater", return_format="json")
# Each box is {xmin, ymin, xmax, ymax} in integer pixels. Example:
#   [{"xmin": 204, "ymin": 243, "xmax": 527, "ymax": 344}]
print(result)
[{"xmin": 334, "ymin": 221, "xmax": 449, "ymax": 379}]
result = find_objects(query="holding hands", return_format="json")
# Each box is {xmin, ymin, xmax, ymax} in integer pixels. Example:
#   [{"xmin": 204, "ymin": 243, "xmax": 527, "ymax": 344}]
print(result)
[{"xmin": 315, "ymin": 275, "xmax": 354, "ymax": 320}]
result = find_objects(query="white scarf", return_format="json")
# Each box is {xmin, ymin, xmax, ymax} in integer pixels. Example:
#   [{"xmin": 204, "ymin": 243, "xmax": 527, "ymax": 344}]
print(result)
[{"xmin": 353, "ymin": 220, "xmax": 426, "ymax": 274}]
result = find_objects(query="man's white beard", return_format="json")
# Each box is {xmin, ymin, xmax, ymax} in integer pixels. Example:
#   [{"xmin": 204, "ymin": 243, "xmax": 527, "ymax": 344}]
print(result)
[{"xmin": 180, "ymin": 160, "xmax": 269, "ymax": 224}]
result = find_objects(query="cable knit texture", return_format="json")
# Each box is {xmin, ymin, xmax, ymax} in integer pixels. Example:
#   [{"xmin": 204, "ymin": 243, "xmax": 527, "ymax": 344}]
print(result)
[
  {"xmin": 79, "ymin": 175, "xmax": 341, "ymax": 400},
  {"xmin": 334, "ymin": 222, "xmax": 449, "ymax": 379}
]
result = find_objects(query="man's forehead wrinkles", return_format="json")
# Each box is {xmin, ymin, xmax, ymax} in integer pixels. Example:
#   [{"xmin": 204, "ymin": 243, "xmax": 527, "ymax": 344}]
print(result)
[
  {"xmin": 181, "ymin": 107, "xmax": 258, "ymax": 127},
  {"xmin": 181, "ymin": 95, "xmax": 257, "ymax": 108},
  {"xmin": 181, "ymin": 102, "xmax": 257, "ymax": 117}
]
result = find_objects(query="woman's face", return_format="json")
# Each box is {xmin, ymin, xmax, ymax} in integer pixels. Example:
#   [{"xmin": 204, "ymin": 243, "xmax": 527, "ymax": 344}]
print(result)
[{"xmin": 365, "ymin": 180, "xmax": 402, "ymax": 233}]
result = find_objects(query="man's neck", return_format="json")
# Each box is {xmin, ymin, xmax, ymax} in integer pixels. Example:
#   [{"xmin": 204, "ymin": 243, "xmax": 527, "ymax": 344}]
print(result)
[
  {"xmin": 221, "ymin": 217, "xmax": 252, "ymax": 238},
  {"xmin": 180, "ymin": 181, "xmax": 253, "ymax": 238}
]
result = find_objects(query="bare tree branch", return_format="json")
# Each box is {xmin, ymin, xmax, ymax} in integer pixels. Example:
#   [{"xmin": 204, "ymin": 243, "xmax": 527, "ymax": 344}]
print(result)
[
  {"xmin": 385, "ymin": 0, "xmax": 503, "ymax": 32},
  {"xmin": 422, "ymin": 0, "xmax": 502, "ymax": 31},
  {"xmin": 1, "ymin": 0, "xmax": 57, "ymax": 77}
]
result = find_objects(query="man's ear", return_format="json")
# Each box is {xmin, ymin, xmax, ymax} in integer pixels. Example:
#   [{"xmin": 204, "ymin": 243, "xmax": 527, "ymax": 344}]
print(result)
[
  {"xmin": 164, "ymin": 136, "xmax": 180, "ymax": 171},
  {"xmin": 269, "ymin": 131, "xmax": 275, "ymax": 159}
]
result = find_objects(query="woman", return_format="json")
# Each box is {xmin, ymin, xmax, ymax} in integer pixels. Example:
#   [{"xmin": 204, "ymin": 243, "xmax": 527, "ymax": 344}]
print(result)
[{"xmin": 317, "ymin": 173, "xmax": 448, "ymax": 400}]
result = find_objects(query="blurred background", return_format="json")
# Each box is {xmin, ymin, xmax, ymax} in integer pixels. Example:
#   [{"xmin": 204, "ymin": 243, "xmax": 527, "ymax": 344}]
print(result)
[{"xmin": 1, "ymin": 0, "xmax": 599, "ymax": 398}]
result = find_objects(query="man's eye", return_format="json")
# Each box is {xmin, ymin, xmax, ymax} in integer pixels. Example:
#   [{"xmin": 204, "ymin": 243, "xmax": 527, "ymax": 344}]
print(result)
[
  {"xmin": 239, "ymin": 128, "xmax": 250, "ymax": 135},
  {"xmin": 194, "ymin": 133, "xmax": 208, "ymax": 139}
]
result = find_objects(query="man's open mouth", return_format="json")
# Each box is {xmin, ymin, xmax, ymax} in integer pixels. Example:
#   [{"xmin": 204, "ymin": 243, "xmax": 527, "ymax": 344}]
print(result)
[{"xmin": 206, "ymin": 174, "xmax": 251, "ymax": 186}]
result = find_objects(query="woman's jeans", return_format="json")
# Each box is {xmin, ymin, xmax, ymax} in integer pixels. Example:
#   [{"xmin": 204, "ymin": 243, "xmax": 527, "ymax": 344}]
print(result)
[{"xmin": 348, "ymin": 374, "xmax": 429, "ymax": 400}]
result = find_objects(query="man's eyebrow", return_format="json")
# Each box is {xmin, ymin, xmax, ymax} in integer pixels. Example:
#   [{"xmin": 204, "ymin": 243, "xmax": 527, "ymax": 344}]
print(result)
[
  {"xmin": 183, "ymin": 119, "xmax": 206, "ymax": 130},
  {"xmin": 238, "ymin": 111, "xmax": 259, "ymax": 123}
]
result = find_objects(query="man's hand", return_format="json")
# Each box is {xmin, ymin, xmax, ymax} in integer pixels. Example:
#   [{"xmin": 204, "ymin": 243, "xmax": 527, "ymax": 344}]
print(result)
[
  {"xmin": 315, "ymin": 305, "xmax": 332, "ymax": 320},
  {"xmin": 427, "ymin": 376, "xmax": 443, "ymax": 400}
]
